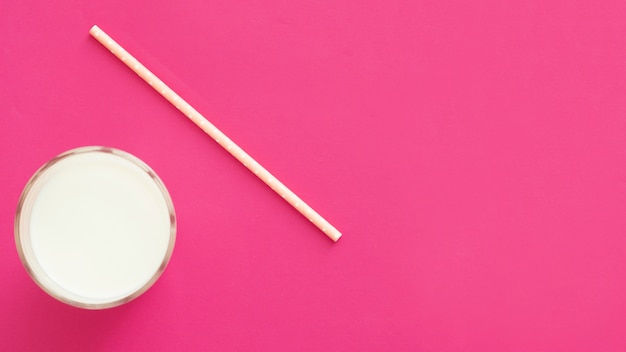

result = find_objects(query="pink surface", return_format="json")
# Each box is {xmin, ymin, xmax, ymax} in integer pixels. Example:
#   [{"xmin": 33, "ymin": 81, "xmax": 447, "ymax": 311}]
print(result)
[{"xmin": 1, "ymin": 0, "xmax": 626, "ymax": 351}]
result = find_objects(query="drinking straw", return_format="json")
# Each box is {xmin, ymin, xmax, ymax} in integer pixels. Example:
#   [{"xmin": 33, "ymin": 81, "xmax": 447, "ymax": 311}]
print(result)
[{"xmin": 89, "ymin": 25, "xmax": 342, "ymax": 242}]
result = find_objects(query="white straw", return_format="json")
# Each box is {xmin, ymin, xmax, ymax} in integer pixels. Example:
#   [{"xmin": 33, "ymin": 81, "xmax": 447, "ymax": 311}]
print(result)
[{"xmin": 89, "ymin": 25, "xmax": 342, "ymax": 242}]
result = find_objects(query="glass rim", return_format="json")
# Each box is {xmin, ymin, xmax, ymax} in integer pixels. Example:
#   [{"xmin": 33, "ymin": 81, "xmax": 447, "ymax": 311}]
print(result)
[{"xmin": 15, "ymin": 146, "xmax": 177, "ymax": 309}]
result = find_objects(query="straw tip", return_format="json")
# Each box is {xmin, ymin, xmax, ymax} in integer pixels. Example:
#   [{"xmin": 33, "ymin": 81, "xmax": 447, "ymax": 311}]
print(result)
[
  {"xmin": 89, "ymin": 25, "xmax": 101, "ymax": 35},
  {"xmin": 331, "ymin": 231, "xmax": 342, "ymax": 242}
]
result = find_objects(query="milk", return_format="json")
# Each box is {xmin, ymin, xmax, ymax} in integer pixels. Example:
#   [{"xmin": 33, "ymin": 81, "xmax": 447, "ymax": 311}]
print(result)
[{"xmin": 17, "ymin": 148, "xmax": 175, "ymax": 308}]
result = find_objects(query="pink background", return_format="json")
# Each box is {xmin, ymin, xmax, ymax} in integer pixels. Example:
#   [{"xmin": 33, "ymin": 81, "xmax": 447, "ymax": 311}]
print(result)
[{"xmin": 1, "ymin": 0, "xmax": 626, "ymax": 351}]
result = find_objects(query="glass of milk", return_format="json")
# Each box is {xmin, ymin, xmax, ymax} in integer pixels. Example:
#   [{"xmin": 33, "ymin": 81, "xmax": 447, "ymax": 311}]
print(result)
[{"xmin": 15, "ymin": 146, "xmax": 176, "ymax": 309}]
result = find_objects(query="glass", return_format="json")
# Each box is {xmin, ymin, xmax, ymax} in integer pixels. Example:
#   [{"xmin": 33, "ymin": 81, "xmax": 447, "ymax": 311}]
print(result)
[{"xmin": 15, "ymin": 146, "xmax": 176, "ymax": 309}]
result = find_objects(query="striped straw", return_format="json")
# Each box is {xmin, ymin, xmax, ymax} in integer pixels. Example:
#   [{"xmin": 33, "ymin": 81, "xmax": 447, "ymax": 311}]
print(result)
[{"xmin": 89, "ymin": 25, "xmax": 342, "ymax": 242}]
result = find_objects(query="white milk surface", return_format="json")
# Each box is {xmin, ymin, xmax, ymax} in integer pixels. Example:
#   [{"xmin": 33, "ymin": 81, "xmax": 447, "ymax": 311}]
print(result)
[{"xmin": 27, "ymin": 152, "xmax": 172, "ymax": 304}]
